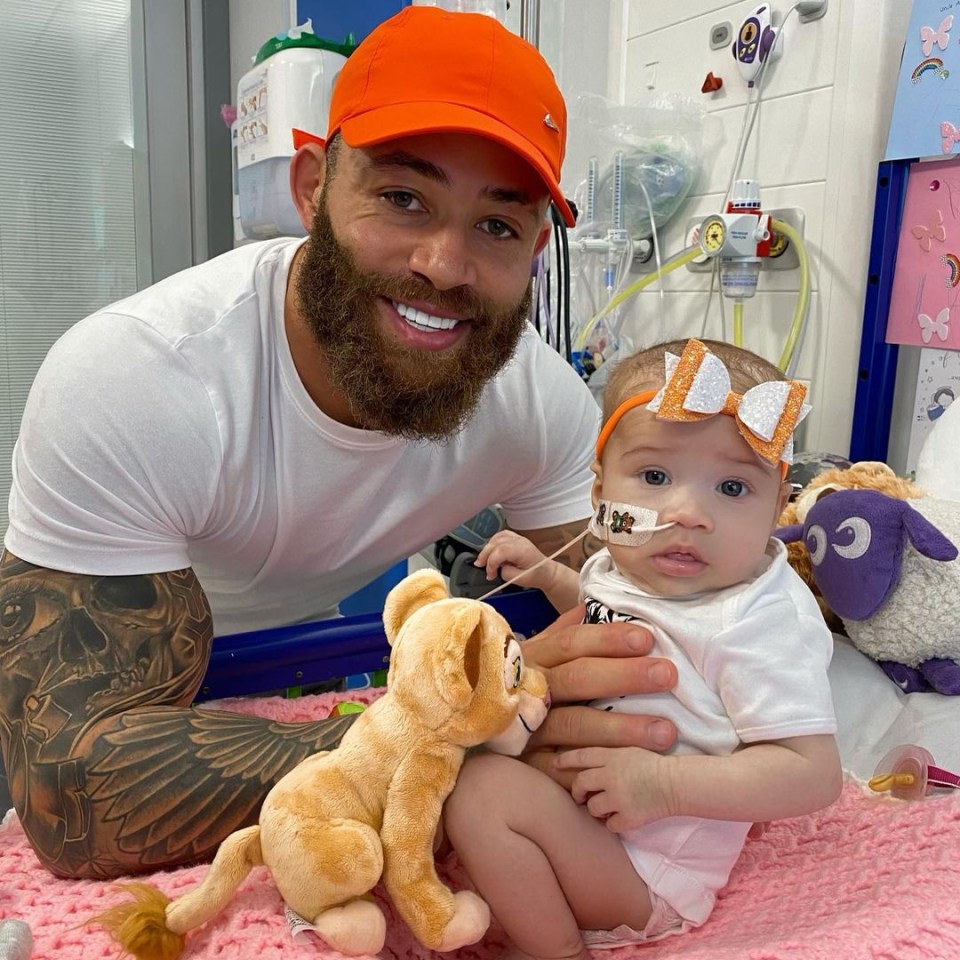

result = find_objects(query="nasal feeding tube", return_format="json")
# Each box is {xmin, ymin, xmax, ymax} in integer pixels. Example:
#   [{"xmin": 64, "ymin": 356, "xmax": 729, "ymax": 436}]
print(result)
[{"xmin": 477, "ymin": 505, "xmax": 675, "ymax": 602}]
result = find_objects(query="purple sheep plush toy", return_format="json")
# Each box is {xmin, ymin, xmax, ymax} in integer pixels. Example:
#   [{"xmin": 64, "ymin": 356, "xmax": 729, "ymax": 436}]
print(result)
[{"xmin": 777, "ymin": 488, "xmax": 960, "ymax": 695}]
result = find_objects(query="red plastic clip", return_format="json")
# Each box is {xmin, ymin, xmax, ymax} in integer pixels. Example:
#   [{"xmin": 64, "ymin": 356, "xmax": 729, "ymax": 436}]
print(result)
[{"xmin": 701, "ymin": 72, "xmax": 723, "ymax": 94}]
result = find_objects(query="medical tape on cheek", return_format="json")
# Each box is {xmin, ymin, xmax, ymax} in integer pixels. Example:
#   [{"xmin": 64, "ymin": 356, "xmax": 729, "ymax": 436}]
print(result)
[{"xmin": 589, "ymin": 499, "xmax": 676, "ymax": 546}]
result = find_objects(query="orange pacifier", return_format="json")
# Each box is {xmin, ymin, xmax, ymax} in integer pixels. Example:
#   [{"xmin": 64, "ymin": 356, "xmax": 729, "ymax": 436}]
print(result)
[{"xmin": 868, "ymin": 744, "xmax": 960, "ymax": 801}]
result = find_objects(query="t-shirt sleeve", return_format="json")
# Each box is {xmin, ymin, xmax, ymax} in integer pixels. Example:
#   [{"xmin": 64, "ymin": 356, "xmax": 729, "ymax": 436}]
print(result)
[
  {"xmin": 497, "ymin": 341, "xmax": 599, "ymax": 531},
  {"xmin": 5, "ymin": 313, "xmax": 222, "ymax": 575},
  {"xmin": 704, "ymin": 593, "xmax": 838, "ymax": 743}
]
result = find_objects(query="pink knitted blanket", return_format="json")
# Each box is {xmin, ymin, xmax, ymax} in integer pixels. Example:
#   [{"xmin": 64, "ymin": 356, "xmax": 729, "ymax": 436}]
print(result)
[{"xmin": 2, "ymin": 689, "xmax": 960, "ymax": 960}]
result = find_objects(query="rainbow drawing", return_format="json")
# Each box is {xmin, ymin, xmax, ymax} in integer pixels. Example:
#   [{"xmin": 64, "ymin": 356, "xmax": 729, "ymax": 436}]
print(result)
[
  {"xmin": 941, "ymin": 252, "xmax": 960, "ymax": 287},
  {"xmin": 913, "ymin": 57, "xmax": 950, "ymax": 82}
]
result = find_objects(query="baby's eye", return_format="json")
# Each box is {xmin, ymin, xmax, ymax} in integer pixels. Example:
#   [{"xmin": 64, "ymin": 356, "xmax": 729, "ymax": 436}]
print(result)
[
  {"xmin": 642, "ymin": 469, "xmax": 668, "ymax": 486},
  {"xmin": 719, "ymin": 479, "xmax": 747, "ymax": 497}
]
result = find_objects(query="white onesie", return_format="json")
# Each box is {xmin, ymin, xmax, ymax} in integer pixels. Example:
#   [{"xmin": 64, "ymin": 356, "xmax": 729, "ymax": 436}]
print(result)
[{"xmin": 580, "ymin": 538, "xmax": 836, "ymax": 941}]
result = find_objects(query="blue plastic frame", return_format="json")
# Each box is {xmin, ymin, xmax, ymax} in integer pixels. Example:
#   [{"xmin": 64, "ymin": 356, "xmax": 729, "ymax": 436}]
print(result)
[
  {"xmin": 850, "ymin": 158, "xmax": 913, "ymax": 462},
  {"xmin": 196, "ymin": 588, "xmax": 558, "ymax": 702}
]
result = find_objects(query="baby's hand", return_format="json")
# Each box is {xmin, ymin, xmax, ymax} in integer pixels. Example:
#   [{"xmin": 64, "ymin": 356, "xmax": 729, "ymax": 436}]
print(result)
[
  {"xmin": 553, "ymin": 746, "xmax": 674, "ymax": 831},
  {"xmin": 474, "ymin": 530, "xmax": 548, "ymax": 587}
]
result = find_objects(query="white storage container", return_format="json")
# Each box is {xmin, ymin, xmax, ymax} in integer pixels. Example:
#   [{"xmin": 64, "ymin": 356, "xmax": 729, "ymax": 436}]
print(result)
[{"xmin": 234, "ymin": 29, "xmax": 350, "ymax": 241}]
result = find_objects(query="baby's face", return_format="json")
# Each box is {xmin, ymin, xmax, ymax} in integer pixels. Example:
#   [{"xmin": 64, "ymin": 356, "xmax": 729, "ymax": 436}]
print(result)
[{"xmin": 593, "ymin": 408, "xmax": 790, "ymax": 597}]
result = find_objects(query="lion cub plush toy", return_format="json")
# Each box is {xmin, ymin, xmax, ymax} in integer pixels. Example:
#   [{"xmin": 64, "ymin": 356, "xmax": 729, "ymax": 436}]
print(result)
[{"xmin": 94, "ymin": 569, "xmax": 550, "ymax": 958}]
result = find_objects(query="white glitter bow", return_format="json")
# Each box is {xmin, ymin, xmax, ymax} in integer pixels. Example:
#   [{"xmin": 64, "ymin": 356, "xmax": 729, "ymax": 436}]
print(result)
[{"xmin": 647, "ymin": 339, "xmax": 811, "ymax": 466}]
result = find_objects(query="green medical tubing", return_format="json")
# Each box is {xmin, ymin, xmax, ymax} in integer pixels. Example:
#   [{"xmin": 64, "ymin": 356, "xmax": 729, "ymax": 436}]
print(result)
[{"xmin": 575, "ymin": 244, "xmax": 701, "ymax": 353}]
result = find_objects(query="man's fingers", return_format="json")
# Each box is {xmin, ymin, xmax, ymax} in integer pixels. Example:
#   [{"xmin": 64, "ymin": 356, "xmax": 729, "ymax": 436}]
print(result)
[
  {"xmin": 524, "ymin": 613, "xmax": 656, "ymax": 670},
  {"xmin": 526, "ymin": 705, "xmax": 676, "ymax": 753},
  {"xmin": 538, "ymin": 652, "xmax": 677, "ymax": 705}
]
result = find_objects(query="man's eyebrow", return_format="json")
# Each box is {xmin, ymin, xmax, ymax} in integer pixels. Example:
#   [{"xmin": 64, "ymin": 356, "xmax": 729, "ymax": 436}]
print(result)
[
  {"xmin": 483, "ymin": 186, "xmax": 536, "ymax": 207},
  {"xmin": 368, "ymin": 150, "xmax": 537, "ymax": 207},
  {"xmin": 369, "ymin": 150, "xmax": 448, "ymax": 184}
]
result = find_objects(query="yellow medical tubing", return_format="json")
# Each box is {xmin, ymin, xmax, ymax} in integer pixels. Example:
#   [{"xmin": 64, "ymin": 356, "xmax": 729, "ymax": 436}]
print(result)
[
  {"xmin": 574, "ymin": 245, "xmax": 701, "ymax": 354},
  {"xmin": 732, "ymin": 300, "xmax": 744, "ymax": 348},
  {"xmin": 770, "ymin": 217, "xmax": 810, "ymax": 373}
]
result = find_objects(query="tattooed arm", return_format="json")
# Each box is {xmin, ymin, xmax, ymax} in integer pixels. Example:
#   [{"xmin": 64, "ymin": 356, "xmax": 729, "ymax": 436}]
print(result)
[
  {"xmin": 517, "ymin": 518, "xmax": 599, "ymax": 573},
  {"xmin": 0, "ymin": 550, "xmax": 357, "ymax": 880}
]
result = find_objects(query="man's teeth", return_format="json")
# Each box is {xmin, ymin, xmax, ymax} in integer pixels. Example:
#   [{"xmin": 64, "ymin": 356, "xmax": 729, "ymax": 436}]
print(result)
[{"xmin": 394, "ymin": 302, "xmax": 460, "ymax": 331}]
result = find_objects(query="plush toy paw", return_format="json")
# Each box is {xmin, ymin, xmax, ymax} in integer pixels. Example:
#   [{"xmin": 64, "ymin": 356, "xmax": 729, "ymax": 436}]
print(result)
[
  {"xmin": 436, "ymin": 890, "xmax": 491, "ymax": 952},
  {"xmin": 312, "ymin": 899, "xmax": 387, "ymax": 956},
  {"xmin": 918, "ymin": 657, "xmax": 960, "ymax": 695},
  {"xmin": 880, "ymin": 660, "xmax": 931, "ymax": 693}
]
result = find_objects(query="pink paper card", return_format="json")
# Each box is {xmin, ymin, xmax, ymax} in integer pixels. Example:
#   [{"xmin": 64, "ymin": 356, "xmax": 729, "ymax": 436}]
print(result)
[{"xmin": 886, "ymin": 158, "xmax": 960, "ymax": 348}]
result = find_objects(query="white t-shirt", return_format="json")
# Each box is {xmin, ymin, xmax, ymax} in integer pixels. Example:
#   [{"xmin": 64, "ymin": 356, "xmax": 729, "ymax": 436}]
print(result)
[
  {"xmin": 6, "ymin": 238, "xmax": 598, "ymax": 636},
  {"xmin": 582, "ymin": 539, "xmax": 836, "ymax": 926}
]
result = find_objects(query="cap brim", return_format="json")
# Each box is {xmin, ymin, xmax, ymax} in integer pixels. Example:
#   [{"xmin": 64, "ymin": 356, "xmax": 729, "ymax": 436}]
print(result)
[
  {"xmin": 339, "ymin": 103, "xmax": 575, "ymax": 227},
  {"xmin": 292, "ymin": 128, "xmax": 326, "ymax": 150}
]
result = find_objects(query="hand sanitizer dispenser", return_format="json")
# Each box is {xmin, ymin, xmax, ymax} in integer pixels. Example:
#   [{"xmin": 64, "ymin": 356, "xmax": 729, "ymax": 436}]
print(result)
[{"xmin": 234, "ymin": 22, "xmax": 353, "ymax": 242}]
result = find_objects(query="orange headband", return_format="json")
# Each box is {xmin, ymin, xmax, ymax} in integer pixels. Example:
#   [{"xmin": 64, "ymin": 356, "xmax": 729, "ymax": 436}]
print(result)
[{"xmin": 596, "ymin": 389, "xmax": 791, "ymax": 480}]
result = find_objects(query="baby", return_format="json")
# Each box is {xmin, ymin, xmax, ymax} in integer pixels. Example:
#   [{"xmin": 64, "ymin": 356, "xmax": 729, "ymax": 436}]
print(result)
[{"xmin": 444, "ymin": 338, "xmax": 842, "ymax": 960}]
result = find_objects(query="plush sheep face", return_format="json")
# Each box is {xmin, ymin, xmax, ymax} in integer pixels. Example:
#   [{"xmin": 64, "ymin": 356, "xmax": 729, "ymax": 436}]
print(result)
[{"xmin": 801, "ymin": 489, "xmax": 957, "ymax": 620}]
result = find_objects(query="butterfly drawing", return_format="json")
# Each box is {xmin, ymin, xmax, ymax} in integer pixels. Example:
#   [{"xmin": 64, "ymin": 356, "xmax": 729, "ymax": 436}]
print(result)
[
  {"xmin": 921, "ymin": 15, "xmax": 953, "ymax": 56},
  {"xmin": 918, "ymin": 307, "xmax": 951, "ymax": 344},
  {"xmin": 912, "ymin": 210, "xmax": 947, "ymax": 251},
  {"xmin": 941, "ymin": 121, "xmax": 960, "ymax": 154}
]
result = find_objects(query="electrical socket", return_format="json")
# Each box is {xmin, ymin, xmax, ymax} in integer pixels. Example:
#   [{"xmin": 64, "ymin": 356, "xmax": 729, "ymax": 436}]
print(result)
[
  {"xmin": 682, "ymin": 207, "xmax": 806, "ymax": 273},
  {"xmin": 709, "ymin": 21, "xmax": 732, "ymax": 50}
]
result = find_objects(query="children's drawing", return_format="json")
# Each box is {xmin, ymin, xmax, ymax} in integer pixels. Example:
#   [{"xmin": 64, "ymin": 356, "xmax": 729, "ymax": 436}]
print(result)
[
  {"xmin": 887, "ymin": 0, "xmax": 960, "ymax": 160},
  {"xmin": 887, "ymin": 158, "xmax": 960, "ymax": 349}
]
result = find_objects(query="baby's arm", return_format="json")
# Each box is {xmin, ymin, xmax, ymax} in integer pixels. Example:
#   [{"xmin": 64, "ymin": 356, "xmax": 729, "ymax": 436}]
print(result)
[
  {"xmin": 475, "ymin": 530, "xmax": 581, "ymax": 611},
  {"xmin": 554, "ymin": 735, "xmax": 842, "ymax": 832}
]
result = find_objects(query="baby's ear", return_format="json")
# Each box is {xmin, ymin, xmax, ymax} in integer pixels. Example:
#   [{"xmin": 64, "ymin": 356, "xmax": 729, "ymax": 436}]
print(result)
[
  {"xmin": 776, "ymin": 479, "xmax": 792, "ymax": 519},
  {"xmin": 590, "ymin": 461, "xmax": 603, "ymax": 508}
]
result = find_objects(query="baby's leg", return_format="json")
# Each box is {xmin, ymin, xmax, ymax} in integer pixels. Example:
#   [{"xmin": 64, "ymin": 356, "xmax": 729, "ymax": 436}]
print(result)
[{"xmin": 445, "ymin": 752, "xmax": 652, "ymax": 960}]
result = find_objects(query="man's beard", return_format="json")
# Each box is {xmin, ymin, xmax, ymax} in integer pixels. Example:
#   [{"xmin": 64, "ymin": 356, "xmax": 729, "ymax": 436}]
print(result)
[{"xmin": 295, "ymin": 199, "xmax": 532, "ymax": 442}]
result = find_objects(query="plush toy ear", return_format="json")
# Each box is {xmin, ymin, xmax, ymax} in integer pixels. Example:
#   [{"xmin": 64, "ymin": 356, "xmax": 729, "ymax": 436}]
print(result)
[
  {"xmin": 774, "ymin": 522, "xmax": 804, "ymax": 543},
  {"xmin": 435, "ymin": 604, "xmax": 485, "ymax": 710},
  {"xmin": 382, "ymin": 569, "xmax": 450, "ymax": 646},
  {"xmin": 902, "ymin": 504, "xmax": 959, "ymax": 561}
]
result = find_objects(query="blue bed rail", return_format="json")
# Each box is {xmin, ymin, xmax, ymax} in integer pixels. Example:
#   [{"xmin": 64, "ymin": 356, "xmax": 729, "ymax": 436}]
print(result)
[{"xmin": 196, "ymin": 588, "xmax": 558, "ymax": 702}]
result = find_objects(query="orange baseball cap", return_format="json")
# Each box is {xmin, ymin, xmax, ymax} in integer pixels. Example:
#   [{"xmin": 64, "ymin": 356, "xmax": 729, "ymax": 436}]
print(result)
[{"xmin": 292, "ymin": 6, "xmax": 574, "ymax": 226}]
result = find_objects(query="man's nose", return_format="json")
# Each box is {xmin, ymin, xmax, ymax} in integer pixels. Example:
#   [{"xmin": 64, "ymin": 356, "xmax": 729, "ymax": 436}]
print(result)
[{"xmin": 408, "ymin": 224, "xmax": 479, "ymax": 290}]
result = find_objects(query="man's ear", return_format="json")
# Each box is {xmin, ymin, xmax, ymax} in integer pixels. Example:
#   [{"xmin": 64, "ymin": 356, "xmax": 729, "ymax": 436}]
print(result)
[
  {"xmin": 532, "ymin": 219, "xmax": 552, "ymax": 258},
  {"xmin": 289, "ymin": 143, "xmax": 328, "ymax": 232},
  {"xmin": 590, "ymin": 460, "xmax": 603, "ymax": 509}
]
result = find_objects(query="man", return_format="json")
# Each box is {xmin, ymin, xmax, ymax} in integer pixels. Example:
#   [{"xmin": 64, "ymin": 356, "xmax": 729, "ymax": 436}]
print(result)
[{"xmin": 0, "ymin": 7, "xmax": 677, "ymax": 879}]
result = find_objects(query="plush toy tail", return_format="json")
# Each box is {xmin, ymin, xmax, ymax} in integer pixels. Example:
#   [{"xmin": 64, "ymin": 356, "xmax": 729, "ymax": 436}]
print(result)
[{"xmin": 91, "ymin": 825, "xmax": 264, "ymax": 959}]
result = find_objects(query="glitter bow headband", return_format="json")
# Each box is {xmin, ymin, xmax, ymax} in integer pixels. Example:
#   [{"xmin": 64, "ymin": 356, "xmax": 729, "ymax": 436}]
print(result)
[{"xmin": 596, "ymin": 339, "xmax": 811, "ymax": 469}]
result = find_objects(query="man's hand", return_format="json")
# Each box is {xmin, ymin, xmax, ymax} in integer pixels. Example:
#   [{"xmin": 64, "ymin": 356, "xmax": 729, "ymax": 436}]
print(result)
[{"xmin": 519, "ymin": 605, "xmax": 678, "ymax": 788}]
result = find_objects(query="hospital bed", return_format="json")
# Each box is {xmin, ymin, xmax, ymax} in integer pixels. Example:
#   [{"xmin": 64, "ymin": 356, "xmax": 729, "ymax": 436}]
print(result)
[
  {"xmin": 2, "ymin": 583, "xmax": 959, "ymax": 960},
  {"xmin": 4, "ymin": 408, "xmax": 960, "ymax": 959}
]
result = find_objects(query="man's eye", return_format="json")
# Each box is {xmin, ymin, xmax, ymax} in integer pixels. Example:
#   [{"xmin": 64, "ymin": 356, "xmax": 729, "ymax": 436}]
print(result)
[
  {"xmin": 480, "ymin": 218, "xmax": 518, "ymax": 239},
  {"xmin": 720, "ymin": 479, "xmax": 747, "ymax": 497},
  {"xmin": 642, "ymin": 469, "xmax": 667, "ymax": 486},
  {"xmin": 383, "ymin": 191, "xmax": 422, "ymax": 211}
]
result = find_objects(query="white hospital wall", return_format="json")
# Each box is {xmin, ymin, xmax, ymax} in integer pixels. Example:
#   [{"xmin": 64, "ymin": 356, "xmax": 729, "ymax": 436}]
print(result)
[{"xmin": 557, "ymin": 0, "xmax": 912, "ymax": 456}]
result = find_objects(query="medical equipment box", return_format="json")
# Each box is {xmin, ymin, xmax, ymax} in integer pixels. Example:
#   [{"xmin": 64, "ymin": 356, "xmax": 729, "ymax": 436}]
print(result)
[{"xmin": 234, "ymin": 29, "xmax": 351, "ymax": 241}]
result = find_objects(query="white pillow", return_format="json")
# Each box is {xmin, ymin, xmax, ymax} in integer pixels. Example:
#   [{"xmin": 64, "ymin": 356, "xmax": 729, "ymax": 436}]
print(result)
[{"xmin": 915, "ymin": 396, "xmax": 960, "ymax": 499}]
